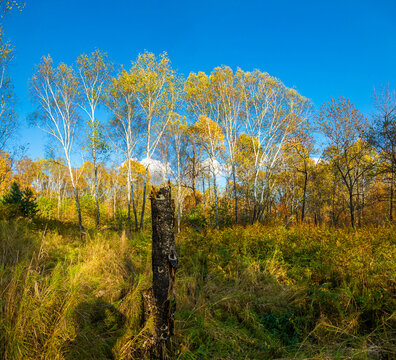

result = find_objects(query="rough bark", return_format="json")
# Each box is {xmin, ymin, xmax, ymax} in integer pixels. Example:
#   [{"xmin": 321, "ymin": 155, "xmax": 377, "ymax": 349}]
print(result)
[{"xmin": 142, "ymin": 185, "xmax": 177, "ymax": 359}]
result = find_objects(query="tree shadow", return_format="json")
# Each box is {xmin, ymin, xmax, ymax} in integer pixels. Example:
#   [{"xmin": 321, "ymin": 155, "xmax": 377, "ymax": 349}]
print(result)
[{"xmin": 64, "ymin": 299, "xmax": 126, "ymax": 360}]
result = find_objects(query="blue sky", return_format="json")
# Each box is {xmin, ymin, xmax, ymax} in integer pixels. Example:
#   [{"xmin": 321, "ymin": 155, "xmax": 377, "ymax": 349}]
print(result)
[{"xmin": 3, "ymin": 0, "xmax": 396, "ymax": 161}]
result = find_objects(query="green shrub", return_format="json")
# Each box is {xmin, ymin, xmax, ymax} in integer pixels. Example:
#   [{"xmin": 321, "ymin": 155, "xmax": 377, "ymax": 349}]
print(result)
[
  {"xmin": 36, "ymin": 196, "xmax": 57, "ymax": 219},
  {"xmin": 2, "ymin": 182, "xmax": 38, "ymax": 218},
  {"xmin": 185, "ymin": 205, "xmax": 207, "ymax": 230}
]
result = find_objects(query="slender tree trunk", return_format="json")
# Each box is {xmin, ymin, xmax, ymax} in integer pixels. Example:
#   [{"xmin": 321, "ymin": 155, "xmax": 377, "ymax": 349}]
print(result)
[
  {"xmin": 361, "ymin": 182, "xmax": 365, "ymax": 225},
  {"xmin": 232, "ymin": 162, "xmax": 238, "ymax": 224},
  {"xmin": 301, "ymin": 170, "xmax": 308, "ymax": 223},
  {"xmin": 127, "ymin": 168, "xmax": 132, "ymax": 227},
  {"xmin": 213, "ymin": 167, "xmax": 219, "ymax": 228},
  {"xmin": 140, "ymin": 167, "xmax": 149, "ymax": 231},
  {"xmin": 357, "ymin": 179, "xmax": 362, "ymax": 227},
  {"xmin": 191, "ymin": 146, "xmax": 198, "ymax": 205},
  {"xmin": 73, "ymin": 187, "xmax": 83, "ymax": 231},
  {"xmin": 177, "ymin": 150, "xmax": 181, "ymax": 233},
  {"xmin": 245, "ymin": 184, "xmax": 249, "ymax": 222},
  {"xmin": 57, "ymin": 188, "xmax": 61, "ymax": 219},
  {"xmin": 251, "ymin": 166, "xmax": 260, "ymax": 224},
  {"xmin": 202, "ymin": 174, "xmax": 205, "ymax": 208},
  {"xmin": 67, "ymin": 159, "xmax": 83, "ymax": 230},
  {"xmin": 192, "ymin": 176, "xmax": 197, "ymax": 205},
  {"xmin": 349, "ymin": 188, "xmax": 355, "ymax": 228},
  {"xmin": 332, "ymin": 182, "xmax": 336, "ymax": 227},
  {"xmin": 131, "ymin": 180, "xmax": 138, "ymax": 231},
  {"xmin": 93, "ymin": 148, "xmax": 100, "ymax": 227},
  {"xmin": 252, "ymin": 202, "xmax": 257, "ymax": 224},
  {"xmin": 113, "ymin": 191, "xmax": 116, "ymax": 219},
  {"xmin": 390, "ymin": 170, "xmax": 394, "ymax": 222},
  {"xmin": 192, "ymin": 162, "xmax": 197, "ymax": 205},
  {"xmin": 177, "ymin": 203, "xmax": 181, "ymax": 233}
]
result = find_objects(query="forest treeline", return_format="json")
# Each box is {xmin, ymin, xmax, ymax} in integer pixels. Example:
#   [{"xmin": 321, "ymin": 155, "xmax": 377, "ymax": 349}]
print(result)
[{"xmin": 0, "ymin": 49, "xmax": 395, "ymax": 230}]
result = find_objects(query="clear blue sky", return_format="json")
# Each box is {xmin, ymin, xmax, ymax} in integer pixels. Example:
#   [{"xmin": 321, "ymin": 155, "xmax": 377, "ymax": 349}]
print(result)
[{"xmin": 3, "ymin": 0, "xmax": 396, "ymax": 161}]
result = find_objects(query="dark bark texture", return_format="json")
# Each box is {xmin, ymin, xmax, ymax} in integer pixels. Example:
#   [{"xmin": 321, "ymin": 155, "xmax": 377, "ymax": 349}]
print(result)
[{"xmin": 142, "ymin": 185, "xmax": 177, "ymax": 359}]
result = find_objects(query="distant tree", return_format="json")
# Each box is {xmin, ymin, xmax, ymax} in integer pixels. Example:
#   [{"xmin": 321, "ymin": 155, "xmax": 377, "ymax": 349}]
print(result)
[
  {"xmin": 0, "ymin": 149, "xmax": 11, "ymax": 193},
  {"xmin": 106, "ymin": 68, "xmax": 140, "ymax": 230},
  {"xmin": 77, "ymin": 50, "xmax": 112, "ymax": 227},
  {"xmin": 129, "ymin": 52, "xmax": 179, "ymax": 230},
  {"xmin": 211, "ymin": 66, "xmax": 243, "ymax": 224},
  {"xmin": 42, "ymin": 158, "xmax": 68, "ymax": 217},
  {"xmin": 181, "ymin": 124, "xmax": 204, "ymax": 207},
  {"xmin": 185, "ymin": 70, "xmax": 225, "ymax": 227},
  {"xmin": 284, "ymin": 119, "xmax": 315, "ymax": 223},
  {"xmin": 0, "ymin": 30, "xmax": 17, "ymax": 149},
  {"xmin": 234, "ymin": 134, "xmax": 257, "ymax": 219},
  {"xmin": 13, "ymin": 156, "xmax": 48, "ymax": 192},
  {"xmin": 240, "ymin": 70, "xmax": 310, "ymax": 223},
  {"xmin": 318, "ymin": 96, "xmax": 373, "ymax": 228},
  {"xmin": 168, "ymin": 116, "xmax": 189, "ymax": 232},
  {"xmin": 368, "ymin": 85, "xmax": 396, "ymax": 221},
  {"xmin": 0, "ymin": 0, "xmax": 24, "ymax": 149},
  {"xmin": 30, "ymin": 56, "xmax": 83, "ymax": 230},
  {"xmin": 192, "ymin": 115, "xmax": 225, "ymax": 228}
]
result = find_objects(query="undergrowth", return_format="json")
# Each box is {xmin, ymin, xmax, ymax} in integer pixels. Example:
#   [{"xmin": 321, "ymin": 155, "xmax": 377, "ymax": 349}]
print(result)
[{"xmin": 0, "ymin": 220, "xmax": 395, "ymax": 359}]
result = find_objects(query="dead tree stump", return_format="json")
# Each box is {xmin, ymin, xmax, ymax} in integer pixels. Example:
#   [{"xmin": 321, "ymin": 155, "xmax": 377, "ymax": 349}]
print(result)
[{"xmin": 142, "ymin": 185, "xmax": 177, "ymax": 359}]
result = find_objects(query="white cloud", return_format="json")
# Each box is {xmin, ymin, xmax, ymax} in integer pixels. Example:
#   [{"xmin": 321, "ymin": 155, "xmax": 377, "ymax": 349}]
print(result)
[{"xmin": 140, "ymin": 157, "xmax": 173, "ymax": 185}]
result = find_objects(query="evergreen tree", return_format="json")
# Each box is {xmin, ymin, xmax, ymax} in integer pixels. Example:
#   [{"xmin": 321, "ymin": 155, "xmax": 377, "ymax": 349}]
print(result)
[{"xmin": 3, "ymin": 182, "xmax": 38, "ymax": 218}]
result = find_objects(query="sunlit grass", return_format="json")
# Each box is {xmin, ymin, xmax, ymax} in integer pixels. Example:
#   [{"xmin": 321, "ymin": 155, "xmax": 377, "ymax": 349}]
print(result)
[{"xmin": 0, "ymin": 220, "xmax": 395, "ymax": 359}]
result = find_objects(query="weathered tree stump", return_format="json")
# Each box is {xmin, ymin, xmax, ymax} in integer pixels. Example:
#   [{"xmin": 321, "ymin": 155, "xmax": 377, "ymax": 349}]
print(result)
[{"xmin": 142, "ymin": 185, "xmax": 177, "ymax": 359}]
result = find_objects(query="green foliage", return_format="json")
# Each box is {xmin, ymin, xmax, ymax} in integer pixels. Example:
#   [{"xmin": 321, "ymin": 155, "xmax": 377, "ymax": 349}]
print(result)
[
  {"xmin": 36, "ymin": 196, "xmax": 57, "ymax": 219},
  {"xmin": 175, "ymin": 225, "xmax": 396, "ymax": 358},
  {"xmin": 185, "ymin": 205, "xmax": 207, "ymax": 230},
  {"xmin": 208, "ymin": 199, "xmax": 233, "ymax": 228},
  {"xmin": 258, "ymin": 312, "xmax": 300, "ymax": 347},
  {"xmin": 2, "ymin": 182, "xmax": 38, "ymax": 218}
]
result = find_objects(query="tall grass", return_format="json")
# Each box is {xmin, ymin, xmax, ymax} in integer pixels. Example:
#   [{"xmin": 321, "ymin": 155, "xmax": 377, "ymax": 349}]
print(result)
[{"xmin": 0, "ymin": 220, "xmax": 395, "ymax": 359}]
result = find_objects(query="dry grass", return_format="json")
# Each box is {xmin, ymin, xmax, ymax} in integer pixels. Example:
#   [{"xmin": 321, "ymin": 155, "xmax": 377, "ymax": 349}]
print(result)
[{"xmin": 0, "ymin": 220, "xmax": 395, "ymax": 359}]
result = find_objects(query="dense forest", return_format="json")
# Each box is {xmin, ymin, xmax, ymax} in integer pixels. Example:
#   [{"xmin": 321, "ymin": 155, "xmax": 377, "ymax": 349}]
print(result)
[{"xmin": 0, "ymin": 2, "xmax": 395, "ymax": 359}]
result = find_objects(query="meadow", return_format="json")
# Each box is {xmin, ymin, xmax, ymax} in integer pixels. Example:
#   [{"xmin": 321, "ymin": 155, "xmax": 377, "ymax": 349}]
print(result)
[{"xmin": 0, "ymin": 218, "xmax": 394, "ymax": 359}]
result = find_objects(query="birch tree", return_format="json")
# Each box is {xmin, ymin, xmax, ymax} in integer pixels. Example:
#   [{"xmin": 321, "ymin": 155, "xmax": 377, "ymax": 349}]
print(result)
[
  {"xmin": 168, "ymin": 116, "xmax": 189, "ymax": 232},
  {"xmin": 30, "ymin": 55, "xmax": 83, "ymax": 229},
  {"xmin": 185, "ymin": 71, "xmax": 223, "ymax": 226},
  {"xmin": 192, "ymin": 115, "xmax": 224, "ymax": 228},
  {"xmin": 129, "ymin": 52, "xmax": 178, "ymax": 230},
  {"xmin": 77, "ymin": 49, "xmax": 112, "ymax": 227},
  {"xmin": 240, "ymin": 70, "xmax": 310, "ymax": 223},
  {"xmin": 211, "ymin": 66, "xmax": 243, "ymax": 223},
  {"xmin": 30, "ymin": 55, "xmax": 83, "ymax": 230},
  {"xmin": 106, "ymin": 68, "xmax": 140, "ymax": 230}
]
